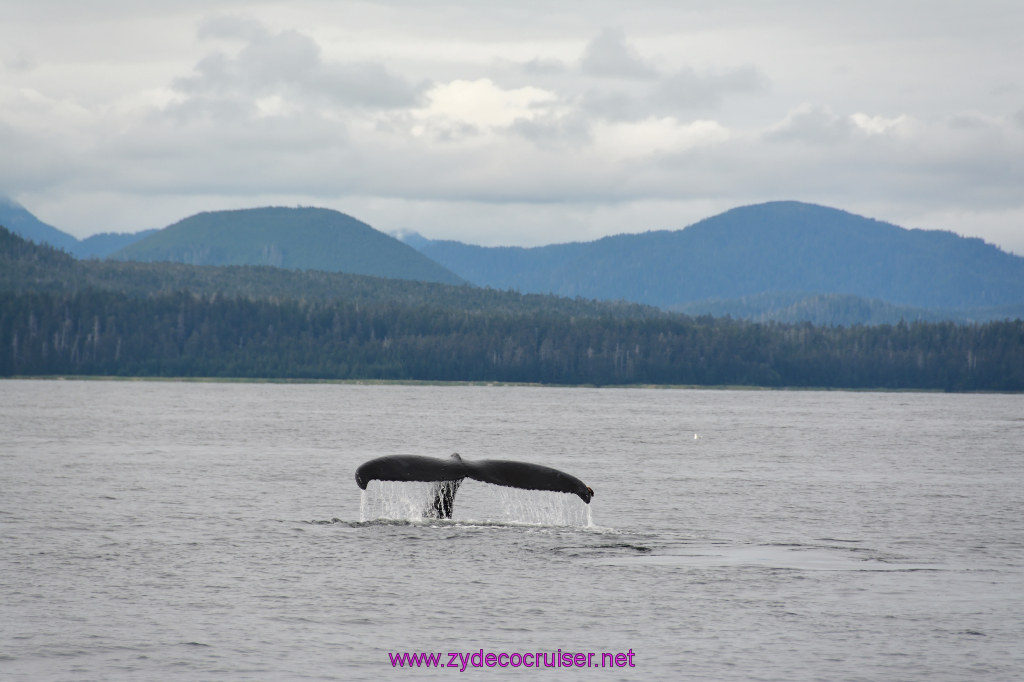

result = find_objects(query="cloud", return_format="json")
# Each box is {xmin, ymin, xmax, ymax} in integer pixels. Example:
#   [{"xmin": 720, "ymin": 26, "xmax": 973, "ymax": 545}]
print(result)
[
  {"xmin": 578, "ymin": 88, "xmax": 646, "ymax": 122},
  {"xmin": 172, "ymin": 20, "xmax": 423, "ymax": 113},
  {"xmin": 4, "ymin": 51, "xmax": 36, "ymax": 73},
  {"xmin": 577, "ymin": 65, "xmax": 768, "ymax": 123},
  {"xmin": 653, "ymin": 65, "xmax": 768, "ymax": 111},
  {"xmin": 592, "ymin": 117, "xmax": 731, "ymax": 159},
  {"xmin": 416, "ymin": 78, "xmax": 560, "ymax": 130},
  {"xmin": 580, "ymin": 28, "xmax": 659, "ymax": 80},
  {"xmin": 522, "ymin": 57, "xmax": 569, "ymax": 76},
  {"xmin": 509, "ymin": 113, "xmax": 592, "ymax": 149},
  {"xmin": 749, "ymin": 104, "xmax": 1024, "ymax": 221},
  {"xmin": 570, "ymin": 29, "xmax": 769, "ymax": 122},
  {"xmin": 0, "ymin": 118, "xmax": 86, "ymax": 193},
  {"xmin": 764, "ymin": 103, "xmax": 853, "ymax": 144},
  {"xmin": 196, "ymin": 13, "xmax": 269, "ymax": 42},
  {"xmin": 850, "ymin": 112, "xmax": 911, "ymax": 135},
  {"xmin": 766, "ymin": 106, "xmax": 915, "ymax": 148},
  {"xmin": 1015, "ymin": 109, "xmax": 1024, "ymax": 129}
]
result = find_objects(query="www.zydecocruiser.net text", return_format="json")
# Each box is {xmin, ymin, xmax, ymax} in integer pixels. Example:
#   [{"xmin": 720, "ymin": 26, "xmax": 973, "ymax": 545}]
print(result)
[{"xmin": 388, "ymin": 649, "xmax": 636, "ymax": 670}]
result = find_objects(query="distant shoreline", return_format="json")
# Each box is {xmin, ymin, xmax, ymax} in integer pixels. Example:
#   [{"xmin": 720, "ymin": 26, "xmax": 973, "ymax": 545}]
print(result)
[{"xmin": 3, "ymin": 375, "xmax": 986, "ymax": 394}]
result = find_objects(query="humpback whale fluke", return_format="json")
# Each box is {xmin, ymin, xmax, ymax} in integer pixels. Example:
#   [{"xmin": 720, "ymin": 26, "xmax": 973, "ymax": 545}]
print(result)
[{"xmin": 354, "ymin": 453, "xmax": 594, "ymax": 519}]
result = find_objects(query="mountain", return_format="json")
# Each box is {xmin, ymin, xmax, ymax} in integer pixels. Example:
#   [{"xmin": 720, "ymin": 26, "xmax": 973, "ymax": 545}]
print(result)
[
  {"xmin": 112, "ymin": 206, "xmax": 464, "ymax": 285},
  {"xmin": 8, "ymin": 196, "xmax": 1024, "ymax": 324},
  {"xmin": 0, "ymin": 197, "xmax": 153, "ymax": 258},
  {"xmin": 0, "ymin": 197, "xmax": 80, "ymax": 254},
  {"xmin": 0, "ymin": 225, "xmax": 656, "ymax": 319},
  {"xmin": 411, "ymin": 201, "xmax": 1024, "ymax": 319},
  {"xmin": 77, "ymin": 230, "xmax": 159, "ymax": 258}
]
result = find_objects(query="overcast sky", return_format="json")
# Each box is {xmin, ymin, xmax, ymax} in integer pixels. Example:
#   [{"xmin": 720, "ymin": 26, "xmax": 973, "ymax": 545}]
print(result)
[{"xmin": 2, "ymin": 1, "xmax": 1022, "ymax": 253}]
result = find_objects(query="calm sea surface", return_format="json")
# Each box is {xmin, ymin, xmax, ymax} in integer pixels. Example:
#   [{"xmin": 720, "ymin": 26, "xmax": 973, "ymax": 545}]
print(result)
[{"xmin": 2, "ymin": 379, "xmax": 1022, "ymax": 681}]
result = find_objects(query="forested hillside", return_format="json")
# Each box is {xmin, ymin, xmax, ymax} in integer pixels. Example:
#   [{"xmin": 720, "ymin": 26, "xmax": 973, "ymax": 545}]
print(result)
[
  {"xmin": 113, "ymin": 206, "xmax": 463, "ymax": 285},
  {"xmin": 3, "ymin": 226, "xmax": 1022, "ymax": 390},
  {"xmin": 4, "ymin": 288, "xmax": 1021, "ymax": 390},
  {"xmin": 0, "ymin": 226, "xmax": 654, "ymax": 318},
  {"xmin": 670, "ymin": 292, "xmax": 1024, "ymax": 326}
]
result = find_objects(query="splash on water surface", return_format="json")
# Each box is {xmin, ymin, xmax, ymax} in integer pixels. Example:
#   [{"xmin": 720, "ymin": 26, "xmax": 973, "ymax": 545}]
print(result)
[{"xmin": 359, "ymin": 479, "xmax": 593, "ymax": 527}]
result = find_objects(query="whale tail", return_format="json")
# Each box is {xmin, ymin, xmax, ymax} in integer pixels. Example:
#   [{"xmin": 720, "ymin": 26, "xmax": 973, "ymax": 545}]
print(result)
[{"xmin": 355, "ymin": 452, "xmax": 593, "ymax": 519}]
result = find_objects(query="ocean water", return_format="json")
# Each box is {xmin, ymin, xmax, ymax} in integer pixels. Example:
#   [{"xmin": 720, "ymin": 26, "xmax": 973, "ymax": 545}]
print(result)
[{"xmin": 1, "ymin": 379, "xmax": 1022, "ymax": 681}]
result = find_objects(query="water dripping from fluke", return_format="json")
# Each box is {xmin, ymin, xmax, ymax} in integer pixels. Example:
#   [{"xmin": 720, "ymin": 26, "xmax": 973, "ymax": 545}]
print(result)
[{"xmin": 358, "ymin": 480, "xmax": 594, "ymax": 527}]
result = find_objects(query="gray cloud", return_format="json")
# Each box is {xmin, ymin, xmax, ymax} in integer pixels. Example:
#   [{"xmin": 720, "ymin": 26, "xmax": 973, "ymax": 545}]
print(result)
[
  {"xmin": 0, "ymin": 121, "xmax": 86, "ymax": 193},
  {"xmin": 575, "ymin": 64, "xmax": 769, "ymax": 123},
  {"xmin": 565, "ymin": 29, "xmax": 771, "ymax": 122},
  {"xmin": 173, "ymin": 21, "xmax": 424, "ymax": 111},
  {"xmin": 196, "ymin": 13, "xmax": 269, "ymax": 42},
  {"xmin": 521, "ymin": 57, "xmax": 569, "ymax": 76},
  {"xmin": 947, "ymin": 113, "xmax": 993, "ymax": 131},
  {"xmin": 4, "ymin": 51, "xmax": 36, "ymax": 73},
  {"xmin": 580, "ymin": 27, "xmax": 659, "ymax": 80},
  {"xmin": 578, "ymin": 88, "xmax": 644, "ymax": 121},
  {"xmin": 763, "ymin": 104, "xmax": 853, "ymax": 145},
  {"xmin": 653, "ymin": 65, "xmax": 769, "ymax": 111},
  {"xmin": 509, "ymin": 111, "xmax": 592, "ymax": 149}
]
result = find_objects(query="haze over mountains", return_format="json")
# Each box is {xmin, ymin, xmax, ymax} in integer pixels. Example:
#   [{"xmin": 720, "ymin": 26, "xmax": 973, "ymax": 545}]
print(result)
[{"xmin": 3, "ymin": 197, "xmax": 1023, "ymax": 325}]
